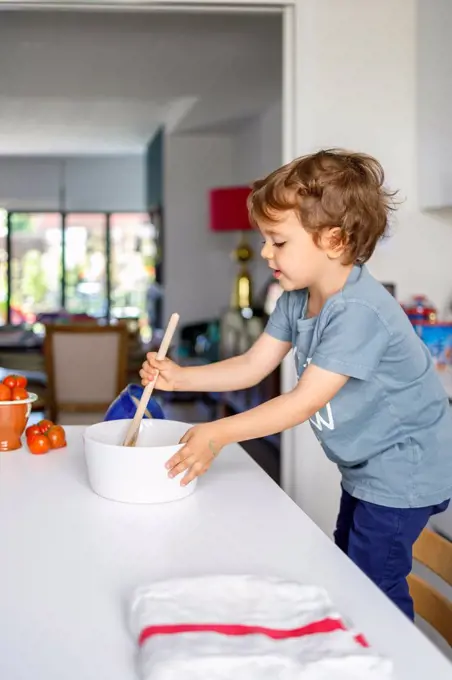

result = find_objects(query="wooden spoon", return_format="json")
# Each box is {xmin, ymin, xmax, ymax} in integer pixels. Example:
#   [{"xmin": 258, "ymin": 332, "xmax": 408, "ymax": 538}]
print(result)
[{"xmin": 123, "ymin": 313, "xmax": 180, "ymax": 447}]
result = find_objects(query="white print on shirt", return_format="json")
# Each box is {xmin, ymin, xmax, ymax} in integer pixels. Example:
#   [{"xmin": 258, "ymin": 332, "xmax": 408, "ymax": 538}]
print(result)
[
  {"xmin": 310, "ymin": 403, "xmax": 335, "ymax": 432},
  {"xmin": 296, "ymin": 356, "xmax": 336, "ymax": 432}
]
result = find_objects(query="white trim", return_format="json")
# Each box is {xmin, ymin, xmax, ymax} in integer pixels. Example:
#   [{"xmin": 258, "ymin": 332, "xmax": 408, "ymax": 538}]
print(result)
[
  {"xmin": 0, "ymin": 0, "xmax": 294, "ymax": 9},
  {"xmin": 0, "ymin": 392, "xmax": 38, "ymax": 407},
  {"xmin": 282, "ymin": 4, "xmax": 296, "ymax": 165},
  {"xmin": 279, "ymin": 3, "xmax": 298, "ymax": 499},
  {"xmin": 0, "ymin": 4, "xmax": 283, "ymax": 11}
]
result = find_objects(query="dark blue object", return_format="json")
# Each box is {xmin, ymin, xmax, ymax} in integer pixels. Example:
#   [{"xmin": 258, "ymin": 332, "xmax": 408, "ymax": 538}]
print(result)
[{"xmin": 104, "ymin": 384, "xmax": 165, "ymax": 422}]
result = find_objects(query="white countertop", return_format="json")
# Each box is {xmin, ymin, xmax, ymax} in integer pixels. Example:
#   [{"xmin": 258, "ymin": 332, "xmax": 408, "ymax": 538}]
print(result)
[{"xmin": 0, "ymin": 426, "xmax": 451, "ymax": 679}]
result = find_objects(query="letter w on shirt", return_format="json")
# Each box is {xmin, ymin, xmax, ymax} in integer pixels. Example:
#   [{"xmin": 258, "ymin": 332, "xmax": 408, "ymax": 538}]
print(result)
[
  {"xmin": 298, "ymin": 357, "xmax": 335, "ymax": 432},
  {"xmin": 310, "ymin": 403, "xmax": 335, "ymax": 432}
]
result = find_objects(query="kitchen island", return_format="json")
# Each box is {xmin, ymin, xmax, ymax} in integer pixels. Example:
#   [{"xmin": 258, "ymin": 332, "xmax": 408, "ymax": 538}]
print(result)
[{"xmin": 0, "ymin": 426, "xmax": 450, "ymax": 679}]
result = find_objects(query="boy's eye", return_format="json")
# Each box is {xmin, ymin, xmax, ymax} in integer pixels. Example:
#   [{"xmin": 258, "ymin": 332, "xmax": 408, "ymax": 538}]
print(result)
[{"xmin": 274, "ymin": 241, "xmax": 286, "ymax": 248}]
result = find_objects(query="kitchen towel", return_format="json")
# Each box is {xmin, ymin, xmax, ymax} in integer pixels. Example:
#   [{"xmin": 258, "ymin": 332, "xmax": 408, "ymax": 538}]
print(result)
[{"xmin": 129, "ymin": 574, "xmax": 393, "ymax": 679}]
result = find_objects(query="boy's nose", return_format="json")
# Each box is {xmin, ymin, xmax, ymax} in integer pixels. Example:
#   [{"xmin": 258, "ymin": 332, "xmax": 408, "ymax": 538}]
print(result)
[{"xmin": 261, "ymin": 241, "xmax": 272, "ymax": 261}]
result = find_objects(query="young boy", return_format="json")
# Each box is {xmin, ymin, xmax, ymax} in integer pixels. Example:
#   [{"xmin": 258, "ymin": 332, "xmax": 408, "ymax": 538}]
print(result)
[{"xmin": 140, "ymin": 149, "xmax": 452, "ymax": 620}]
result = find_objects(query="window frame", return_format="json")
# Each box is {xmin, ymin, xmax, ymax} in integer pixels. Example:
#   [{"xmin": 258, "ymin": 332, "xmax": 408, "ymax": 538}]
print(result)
[{"xmin": 1, "ymin": 208, "xmax": 163, "ymax": 327}]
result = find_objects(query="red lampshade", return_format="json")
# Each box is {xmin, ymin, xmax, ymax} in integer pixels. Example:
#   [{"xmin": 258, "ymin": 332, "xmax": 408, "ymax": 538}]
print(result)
[{"xmin": 209, "ymin": 186, "xmax": 252, "ymax": 232}]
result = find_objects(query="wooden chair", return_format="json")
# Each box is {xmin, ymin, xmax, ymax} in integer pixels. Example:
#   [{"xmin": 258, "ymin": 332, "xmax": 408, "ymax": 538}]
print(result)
[
  {"xmin": 44, "ymin": 324, "xmax": 129, "ymax": 425},
  {"xmin": 408, "ymin": 528, "xmax": 452, "ymax": 646}
]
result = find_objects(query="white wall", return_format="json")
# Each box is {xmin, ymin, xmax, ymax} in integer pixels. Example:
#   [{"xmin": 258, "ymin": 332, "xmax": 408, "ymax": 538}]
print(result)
[
  {"xmin": 163, "ymin": 133, "xmax": 237, "ymax": 325},
  {"xmin": 232, "ymin": 101, "xmax": 282, "ymax": 184},
  {"xmin": 285, "ymin": 0, "xmax": 452, "ymax": 538},
  {"xmin": 0, "ymin": 155, "xmax": 145, "ymax": 211},
  {"xmin": 232, "ymin": 100, "xmax": 283, "ymax": 299},
  {"xmin": 164, "ymin": 101, "xmax": 282, "ymax": 327},
  {"xmin": 64, "ymin": 156, "xmax": 145, "ymax": 211},
  {"xmin": 0, "ymin": 158, "xmax": 61, "ymax": 210},
  {"xmin": 417, "ymin": 0, "xmax": 452, "ymax": 209}
]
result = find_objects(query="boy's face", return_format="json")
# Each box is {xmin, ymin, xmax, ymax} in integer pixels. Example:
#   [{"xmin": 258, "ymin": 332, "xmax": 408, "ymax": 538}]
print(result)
[{"xmin": 259, "ymin": 211, "xmax": 336, "ymax": 291}]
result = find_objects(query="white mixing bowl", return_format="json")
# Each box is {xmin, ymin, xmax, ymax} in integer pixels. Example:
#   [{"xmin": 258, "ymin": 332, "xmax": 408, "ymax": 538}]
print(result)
[{"xmin": 83, "ymin": 418, "xmax": 197, "ymax": 504}]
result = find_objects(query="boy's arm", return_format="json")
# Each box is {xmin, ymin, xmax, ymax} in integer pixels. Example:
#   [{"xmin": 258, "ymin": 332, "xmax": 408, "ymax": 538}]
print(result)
[
  {"xmin": 167, "ymin": 301, "xmax": 391, "ymax": 484},
  {"xmin": 214, "ymin": 299, "xmax": 392, "ymax": 441},
  {"xmin": 166, "ymin": 363, "xmax": 348, "ymax": 483},
  {"xmin": 216, "ymin": 363, "xmax": 348, "ymax": 444},
  {"xmin": 177, "ymin": 332, "xmax": 291, "ymax": 393}
]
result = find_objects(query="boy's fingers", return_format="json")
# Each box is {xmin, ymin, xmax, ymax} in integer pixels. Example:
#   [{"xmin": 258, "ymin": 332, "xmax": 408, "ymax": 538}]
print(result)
[
  {"xmin": 169, "ymin": 454, "xmax": 195, "ymax": 479},
  {"xmin": 146, "ymin": 353, "xmax": 165, "ymax": 368},
  {"xmin": 181, "ymin": 461, "xmax": 204, "ymax": 486},
  {"xmin": 179, "ymin": 429, "xmax": 193, "ymax": 445},
  {"xmin": 165, "ymin": 445, "xmax": 189, "ymax": 470}
]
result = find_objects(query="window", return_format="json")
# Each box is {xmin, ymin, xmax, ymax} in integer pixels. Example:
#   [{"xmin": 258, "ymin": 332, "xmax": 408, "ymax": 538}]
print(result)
[
  {"xmin": 109, "ymin": 213, "xmax": 157, "ymax": 321},
  {"xmin": 0, "ymin": 211, "xmax": 7, "ymax": 325},
  {"xmin": 9, "ymin": 212, "xmax": 62, "ymax": 324},
  {"xmin": 64, "ymin": 213, "xmax": 107, "ymax": 318},
  {"xmin": 0, "ymin": 210, "xmax": 160, "ymax": 329}
]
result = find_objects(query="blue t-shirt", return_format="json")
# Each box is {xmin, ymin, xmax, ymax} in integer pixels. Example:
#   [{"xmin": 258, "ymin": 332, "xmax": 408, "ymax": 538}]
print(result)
[{"xmin": 265, "ymin": 265, "xmax": 452, "ymax": 508}]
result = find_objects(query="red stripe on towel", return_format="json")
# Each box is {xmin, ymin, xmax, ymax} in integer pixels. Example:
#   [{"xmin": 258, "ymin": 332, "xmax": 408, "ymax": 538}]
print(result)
[
  {"xmin": 354, "ymin": 633, "xmax": 369, "ymax": 647},
  {"xmin": 139, "ymin": 616, "xmax": 359, "ymax": 646}
]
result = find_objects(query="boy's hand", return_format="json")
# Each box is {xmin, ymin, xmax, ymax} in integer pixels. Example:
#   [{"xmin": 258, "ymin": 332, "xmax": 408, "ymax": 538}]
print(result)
[
  {"xmin": 139, "ymin": 352, "xmax": 182, "ymax": 391},
  {"xmin": 166, "ymin": 423, "xmax": 225, "ymax": 486}
]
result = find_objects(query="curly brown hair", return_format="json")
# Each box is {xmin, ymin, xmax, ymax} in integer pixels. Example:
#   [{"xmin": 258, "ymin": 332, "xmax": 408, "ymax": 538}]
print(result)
[{"xmin": 248, "ymin": 149, "xmax": 398, "ymax": 265}]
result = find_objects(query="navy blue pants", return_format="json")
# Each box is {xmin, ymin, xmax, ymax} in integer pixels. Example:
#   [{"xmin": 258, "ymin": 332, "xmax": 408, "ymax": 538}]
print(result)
[{"xmin": 334, "ymin": 488, "xmax": 450, "ymax": 620}]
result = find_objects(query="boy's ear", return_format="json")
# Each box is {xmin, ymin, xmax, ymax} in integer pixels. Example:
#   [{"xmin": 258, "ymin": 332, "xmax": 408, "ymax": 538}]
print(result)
[{"xmin": 320, "ymin": 227, "xmax": 345, "ymax": 259}]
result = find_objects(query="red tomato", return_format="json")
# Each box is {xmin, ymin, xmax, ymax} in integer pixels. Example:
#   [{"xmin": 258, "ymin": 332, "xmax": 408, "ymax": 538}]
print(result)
[
  {"xmin": 47, "ymin": 426, "xmax": 67, "ymax": 449},
  {"xmin": 0, "ymin": 384, "xmax": 11, "ymax": 401},
  {"xmin": 11, "ymin": 387, "xmax": 28, "ymax": 401},
  {"xmin": 3, "ymin": 375, "xmax": 17, "ymax": 389},
  {"xmin": 14, "ymin": 375, "xmax": 27, "ymax": 389},
  {"xmin": 26, "ymin": 425, "xmax": 41, "ymax": 440},
  {"xmin": 28, "ymin": 434, "xmax": 50, "ymax": 455},
  {"xmin": 37, "ymin": 419, "xmax": 54, "ymax": 434}
]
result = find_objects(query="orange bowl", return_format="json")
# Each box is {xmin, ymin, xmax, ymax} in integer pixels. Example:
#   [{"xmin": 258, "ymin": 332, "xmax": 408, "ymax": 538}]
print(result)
[{"xmin": 0, "ymin": 393, "xmax": 38, "ymax": 452}]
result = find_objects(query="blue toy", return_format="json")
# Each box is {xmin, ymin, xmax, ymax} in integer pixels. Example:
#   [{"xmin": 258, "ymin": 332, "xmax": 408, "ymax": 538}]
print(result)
[{"xmin": 104, "ymin": 383, "xmax": 165, "ymax": 422}]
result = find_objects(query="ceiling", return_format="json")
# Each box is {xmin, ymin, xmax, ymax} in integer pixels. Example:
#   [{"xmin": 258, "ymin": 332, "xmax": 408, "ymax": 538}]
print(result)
[{"xmin": 0, "ymin": 9, "xmax": 282, "ymax": 155}]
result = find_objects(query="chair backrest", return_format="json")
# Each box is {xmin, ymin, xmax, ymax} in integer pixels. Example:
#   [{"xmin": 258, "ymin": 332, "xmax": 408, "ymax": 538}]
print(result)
[
  {"xmin": 408, "ymin": 528, "xmax": 452, "ymax": 646},
  {"xmin": 44, "ymin": 324, "xmax": 129, "ymax": 422}
]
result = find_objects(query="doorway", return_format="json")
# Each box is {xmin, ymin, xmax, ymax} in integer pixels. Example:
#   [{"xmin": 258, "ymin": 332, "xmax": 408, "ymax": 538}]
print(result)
[{"xmin": 0, "ymin": 0, "xmax": 299, "ymax": 495}]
